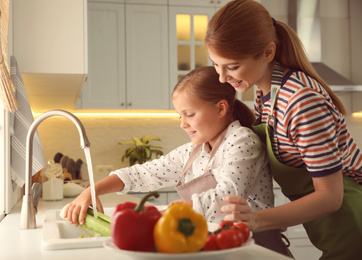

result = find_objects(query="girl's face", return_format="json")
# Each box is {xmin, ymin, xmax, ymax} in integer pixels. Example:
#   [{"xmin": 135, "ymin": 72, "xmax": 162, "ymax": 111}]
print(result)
[
  {"xmin": 208, "ymin": 49, "xmax": 273, "ymax": 95},
  {"xmin": 172, "ymin": 91, "xmax": 227, "ymax": 148}
]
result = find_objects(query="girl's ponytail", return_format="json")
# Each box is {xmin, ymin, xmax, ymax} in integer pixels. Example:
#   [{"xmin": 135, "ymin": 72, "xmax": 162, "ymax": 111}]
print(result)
[{"xmin": 232, "ymin": 99, "xmax": 255, "ymax": 130}]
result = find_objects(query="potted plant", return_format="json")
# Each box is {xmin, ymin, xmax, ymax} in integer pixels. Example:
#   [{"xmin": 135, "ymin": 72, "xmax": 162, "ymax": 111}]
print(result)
[{"xmin": 119, "ymin": 136, "xmax": 164, "ymax": 166}]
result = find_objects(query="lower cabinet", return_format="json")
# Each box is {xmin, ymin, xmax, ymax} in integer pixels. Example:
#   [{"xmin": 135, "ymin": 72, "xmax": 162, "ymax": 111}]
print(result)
[
  {"xmin": 129, "ymin": 187, "xmax": 180, "ymax": 206},
  {"xmin": 273, "ymin": 186, "xmax": 322, "ymax": 260}
]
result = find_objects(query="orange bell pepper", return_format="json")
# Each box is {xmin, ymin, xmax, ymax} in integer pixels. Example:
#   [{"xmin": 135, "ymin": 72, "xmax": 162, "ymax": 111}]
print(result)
[{"xmin": 153, "ymin": 204, "xmax": 208, "ymax": 253}]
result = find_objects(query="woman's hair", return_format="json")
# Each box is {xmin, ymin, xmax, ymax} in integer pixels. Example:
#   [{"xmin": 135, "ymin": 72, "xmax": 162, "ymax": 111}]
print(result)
[
  {"xmin": 205, "ymin": 0, "xmax": 346, "ymax": 115},
  {"xmin": 172, "ymin": 66, "xmax": 255, "ymax": 130}
]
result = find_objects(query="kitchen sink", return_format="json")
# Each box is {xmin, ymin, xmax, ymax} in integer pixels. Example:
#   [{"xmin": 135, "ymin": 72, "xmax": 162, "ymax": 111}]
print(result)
[{"xmin": 41, "ymin": 208, "xmax": 114, "ymax": 250}]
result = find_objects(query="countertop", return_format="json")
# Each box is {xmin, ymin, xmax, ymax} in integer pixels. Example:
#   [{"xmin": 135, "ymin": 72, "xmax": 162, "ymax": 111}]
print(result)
[{"xmin": 0, "ymin": 193, "xmax": 292, "ymax": 260}]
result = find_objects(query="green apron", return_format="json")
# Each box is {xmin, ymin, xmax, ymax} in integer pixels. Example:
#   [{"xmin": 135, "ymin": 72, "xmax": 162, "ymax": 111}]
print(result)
[{"xmin": 252, "ymin": 64, "xmax": 362, "ymax": 260}]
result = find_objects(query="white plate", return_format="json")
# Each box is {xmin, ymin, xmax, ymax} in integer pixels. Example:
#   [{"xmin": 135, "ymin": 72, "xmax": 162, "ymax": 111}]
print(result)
[{"xmin": 103, "ymin": 238, "xmax": 254, "ymax": 260}]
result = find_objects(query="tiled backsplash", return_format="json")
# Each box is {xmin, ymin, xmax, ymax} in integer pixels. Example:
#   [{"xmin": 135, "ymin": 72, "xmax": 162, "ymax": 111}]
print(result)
[{"xmin": 36, "ymin": 115, "xmax": 189, "ymax": 182}]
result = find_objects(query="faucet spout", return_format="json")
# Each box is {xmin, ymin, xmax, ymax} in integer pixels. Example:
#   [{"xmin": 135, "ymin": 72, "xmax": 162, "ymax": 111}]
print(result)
[{"xmin": 20, "ymin": 109, "xmax": 90, "ymax": 229}]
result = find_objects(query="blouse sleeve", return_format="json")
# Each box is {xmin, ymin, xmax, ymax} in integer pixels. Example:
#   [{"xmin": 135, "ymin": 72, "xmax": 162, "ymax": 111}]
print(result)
[{"xmin": 110, "ymin": 143, "xmax": 193, "ymax": 194}]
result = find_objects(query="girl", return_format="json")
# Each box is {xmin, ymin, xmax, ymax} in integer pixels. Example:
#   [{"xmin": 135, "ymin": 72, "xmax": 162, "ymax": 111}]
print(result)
[
  {"xmin": 64, "ymin": 66, "xmax": 273, "ymax": 228},
  {"xmin": 205, "ymin": 0, "xmax": 362, "ymax": 259}
]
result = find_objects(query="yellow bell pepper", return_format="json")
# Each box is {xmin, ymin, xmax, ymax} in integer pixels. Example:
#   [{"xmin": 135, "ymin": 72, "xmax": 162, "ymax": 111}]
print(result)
[{"xmin": 153, "ymin": 204, "xmax": 208, "ymax": 253}]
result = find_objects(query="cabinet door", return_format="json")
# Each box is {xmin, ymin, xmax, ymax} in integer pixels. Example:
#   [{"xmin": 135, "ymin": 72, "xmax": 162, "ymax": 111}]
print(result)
[
  {"xmin": 168, "ymin": 6, "xmax": 215, "ymax": 105},
  {"xmin": 168, "ymin": 0, "xmax": 226, "ymax": 8},
  {"xmin": 80, "ymin": 2, "xmax": 126, "ymax": 109},
  {"xmin": 125, "ymin": 4, "xmax": 169, "ymax": 109},
  {"xmin": 13, "ymin": 0, "xmax": 86, "ymax": 75}
]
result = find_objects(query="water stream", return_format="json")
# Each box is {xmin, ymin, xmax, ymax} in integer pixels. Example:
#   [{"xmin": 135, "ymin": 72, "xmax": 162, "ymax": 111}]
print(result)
[{"xmin": 83, "ymin": 147, "xmax": 98, "ymax": 218}]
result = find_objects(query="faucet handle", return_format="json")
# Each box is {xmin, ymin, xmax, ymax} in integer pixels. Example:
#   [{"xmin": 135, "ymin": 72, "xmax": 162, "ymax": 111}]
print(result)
[{"xmin": 32, "ymin": 183, "xmax": 42, "ymax": 214}]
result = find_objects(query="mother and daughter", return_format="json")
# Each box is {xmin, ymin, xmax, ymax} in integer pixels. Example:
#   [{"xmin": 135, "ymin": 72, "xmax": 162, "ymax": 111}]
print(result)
[
  {"xmin": 65, "ymin": 0, "xmax": 362, "ymax": 259},
  {"xmin": 64, "ymin": 65, "xmax": 289, "ymax": 254}
]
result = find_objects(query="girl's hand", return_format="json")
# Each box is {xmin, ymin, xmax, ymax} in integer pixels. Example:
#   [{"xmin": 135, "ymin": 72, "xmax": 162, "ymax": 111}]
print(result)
[
  {"xmin": 221, "ymin": 195, "xmax": 254, "ymax": 230},
  {"xmin": 63, "ymin": 187, "xmax": 104, "ymax": 226}
]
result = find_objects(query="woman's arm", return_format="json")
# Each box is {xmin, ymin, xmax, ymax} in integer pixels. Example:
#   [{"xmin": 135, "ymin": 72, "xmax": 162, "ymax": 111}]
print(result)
[{"xmin": 221, "ymin": 170, "xmax": 344, "ymax": 232}]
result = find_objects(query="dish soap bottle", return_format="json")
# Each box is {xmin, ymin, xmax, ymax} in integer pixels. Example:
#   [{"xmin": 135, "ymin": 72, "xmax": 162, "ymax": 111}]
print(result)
[{"xmin": 42, "ymin": 160, "xmax": 64, "ymax": 201}]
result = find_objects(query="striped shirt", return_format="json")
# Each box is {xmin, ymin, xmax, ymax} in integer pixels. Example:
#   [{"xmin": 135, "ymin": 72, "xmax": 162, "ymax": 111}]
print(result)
[{"xmin": 255, "ymin": 68, "xmax": 362, "ymax": 184}]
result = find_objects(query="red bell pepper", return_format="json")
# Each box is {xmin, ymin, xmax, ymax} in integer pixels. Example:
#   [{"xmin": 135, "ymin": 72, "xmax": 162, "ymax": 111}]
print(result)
[{"xmin": 111, "ymin": 192, "xmax": 162, "ymax": 252}]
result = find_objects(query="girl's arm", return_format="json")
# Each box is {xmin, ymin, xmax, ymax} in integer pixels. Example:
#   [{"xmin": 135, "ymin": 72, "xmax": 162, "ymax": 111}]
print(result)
[
  {"xmin": 64, "ymin": 144, "xmax": 187, "ymax": 226},
  {"xmin": 221, "ymin": 170, "xmax": 344, "ymax": 232},
  {"xmin": 64, "ymin": 174, "xmax": 124, "ymax": 226}
]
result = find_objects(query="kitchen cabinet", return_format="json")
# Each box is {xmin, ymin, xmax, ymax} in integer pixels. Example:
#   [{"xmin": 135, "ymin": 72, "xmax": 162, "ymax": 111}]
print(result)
[
  {"xmin": 168, "ymin": 0, "xmax": 228, "ymax": 9},
  {"xmin": 168, "ymin": 4, "xmax": 215, "ymax": 96},
  {"xmin": 273, "ymin": 186, "xmax": 322, "ymax": 260},
  {"xmin": 168, "ymin": 0, "xmax": 255, "ymax": 109},
  {"xmin": 80, "ymin": 0, "xmax": 255, "ymax": 110},
  {"xmin": 78, "ymin": 1, "xmax": 126, "ymax": 109},
  {"xmin": 12, "ymin": 0, "xmax": 88, "ymax": 112},
  {"xmin": 129, "ymin": 187, "xmax": 180, "ymax": 205},
  {"xmin": 79, "ymin": 0, "xmax": 169, "ymax": 109},
  {"xmin": 168, "ymin": 1, "xmax": 232, "ymax": 95}
]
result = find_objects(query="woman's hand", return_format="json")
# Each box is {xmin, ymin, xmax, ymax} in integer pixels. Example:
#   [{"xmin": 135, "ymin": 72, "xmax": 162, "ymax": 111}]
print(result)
[
  {"xmin": 63, "ymin": 187, "xmax": 104, "ymax": 226},
  {"xmin": 221, "ymin": 195, "xmax": 255, "ymax": 230}
]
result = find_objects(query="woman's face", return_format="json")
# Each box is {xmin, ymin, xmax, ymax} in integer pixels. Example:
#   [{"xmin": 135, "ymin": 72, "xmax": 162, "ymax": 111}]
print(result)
[
  {"xmin": 208, "ymin": 49, "xmax": 272, "ymax": 94},
  {"xmin": 172, "ymin": 91, "xmax": 226, "ymax": 148}
]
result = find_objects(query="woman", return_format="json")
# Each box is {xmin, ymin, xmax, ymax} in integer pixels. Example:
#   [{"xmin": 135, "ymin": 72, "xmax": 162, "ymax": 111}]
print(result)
[
  {"xmin": 64, "ymin": 66, "xmax": 274, "ymax": 231},
  {"xmin": 204, "ymin": 0, "xmax": 362, "ymax": 259}
]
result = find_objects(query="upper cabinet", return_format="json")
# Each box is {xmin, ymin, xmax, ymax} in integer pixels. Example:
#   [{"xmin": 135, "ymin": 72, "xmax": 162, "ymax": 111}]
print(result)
[
  {"xmin": 80, "ymin": 0, "xmax": 233, "ymax": 110},
  {"xmin": 79, "ymin": 0, "xmax": 169, "ymax": 109},
  {"xmin": 13, "ymin": 0, "xmax": 88, "ymax": 113},
  {"xmin": 168, "ymin": 4, "xmax": 215, "ymax": 98},
  {"xmin": 78, "ymin": 1, "xmax": 126, "ymax": 109},
  {"xmin": 167, "ymin": 0, "xmax": 258, "ymax": 110}
]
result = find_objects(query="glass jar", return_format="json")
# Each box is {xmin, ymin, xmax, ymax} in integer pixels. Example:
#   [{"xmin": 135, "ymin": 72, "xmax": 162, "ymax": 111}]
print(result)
[{"xmin": 42, "ymin": 160, "xmax": 64, "ymax": 201}]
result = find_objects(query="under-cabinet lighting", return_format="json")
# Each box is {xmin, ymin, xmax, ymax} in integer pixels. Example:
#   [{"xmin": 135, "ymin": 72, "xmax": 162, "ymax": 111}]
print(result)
[
  {"xmin": 33, "ymin": 110, "xmax": 179, "ymax": 118},
  {"xmin": 352, "ymin": 112, "xmax": 362, "ymax": 118}
]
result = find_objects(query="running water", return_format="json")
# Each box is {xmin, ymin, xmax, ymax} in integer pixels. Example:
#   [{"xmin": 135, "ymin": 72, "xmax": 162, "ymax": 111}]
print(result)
[{"xmin": 83, "ymin": 147, "xmax": 98, "ymax": 218}]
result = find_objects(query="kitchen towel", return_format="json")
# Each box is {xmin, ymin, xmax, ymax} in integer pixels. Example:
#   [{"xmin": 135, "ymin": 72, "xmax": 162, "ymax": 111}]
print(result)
[
  {"xmin": 9, "ymin": 56, "xmax": 45, "ymax": 187},
  {"xmin": 0, "ymin": 0, "xmax": 17, "ymax": 111}
]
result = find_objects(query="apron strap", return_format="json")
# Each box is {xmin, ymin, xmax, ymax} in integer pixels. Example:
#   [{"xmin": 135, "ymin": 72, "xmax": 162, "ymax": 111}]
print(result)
[{"xmin": 176, "ymin": 127, "xmax": 228, "ymax": 186}]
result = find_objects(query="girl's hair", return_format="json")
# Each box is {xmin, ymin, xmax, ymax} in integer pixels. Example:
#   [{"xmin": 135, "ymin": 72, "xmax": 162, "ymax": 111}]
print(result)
[
  {"xmin": 205, "ymin": 0, "xmax": 346, "ymax": 115},
  {"xmin": 172, "ymin": 66, "xmax": 255, "ymax": 130}
]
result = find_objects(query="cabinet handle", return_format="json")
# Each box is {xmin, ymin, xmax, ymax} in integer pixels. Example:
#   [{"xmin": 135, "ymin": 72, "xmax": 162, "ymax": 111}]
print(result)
[
  {"xmin": 210, "ymin": 0, "xmax": 214, "ymax": 3},
  {"xmin": 128, "ymin": 103, "xmax": 132, "ymax": 107},
  {"xmin": 120, "ymin": 103, "xmax": 125, "ymax": 107}
]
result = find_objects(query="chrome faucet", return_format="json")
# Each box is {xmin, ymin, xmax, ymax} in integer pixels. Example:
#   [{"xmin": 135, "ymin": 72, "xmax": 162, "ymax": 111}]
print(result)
[{"xmin": 20, "ymin": 109, "xmax": 90, "ymax": 229}]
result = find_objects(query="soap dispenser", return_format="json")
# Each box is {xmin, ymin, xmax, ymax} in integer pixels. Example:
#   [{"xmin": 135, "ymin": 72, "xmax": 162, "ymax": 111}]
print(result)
[{"xmin": 42, "ymin": 160, "xmax": 64, "ymax": 201}]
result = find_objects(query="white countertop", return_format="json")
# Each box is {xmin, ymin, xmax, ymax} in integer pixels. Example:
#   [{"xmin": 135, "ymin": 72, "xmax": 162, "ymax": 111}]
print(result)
[{"xmin": 0, "ymin": 193, "xmax": 292, "ymax": 260}]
